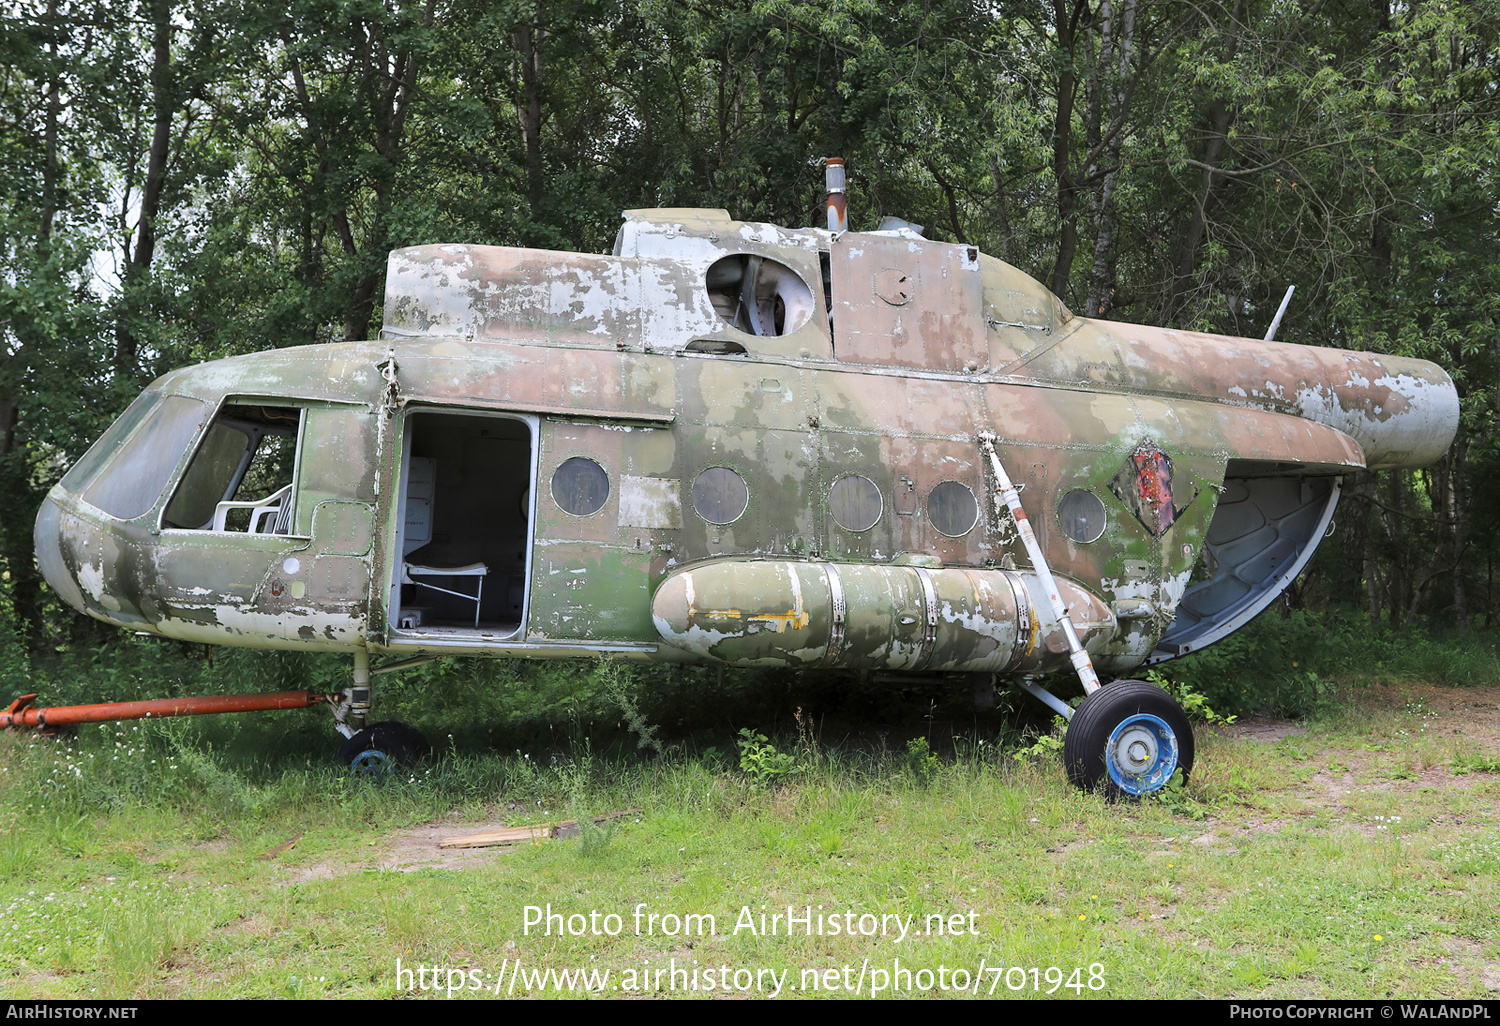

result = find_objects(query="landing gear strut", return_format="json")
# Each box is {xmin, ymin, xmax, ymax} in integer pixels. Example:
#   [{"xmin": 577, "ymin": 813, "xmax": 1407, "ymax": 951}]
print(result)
[
  {"xmin": 330, "ymin": 650, "xmax": 429, "ymax": 775},
  {"xmin": 982, "ymin": 434, "xmax": 1188, "ymax": 795}
]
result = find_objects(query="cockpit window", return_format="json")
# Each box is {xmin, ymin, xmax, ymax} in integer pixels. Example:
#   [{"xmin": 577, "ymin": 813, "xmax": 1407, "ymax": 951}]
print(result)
[
  {"xmin": 80, "ymin": 395, "xmax": 209, "ymax": 521},
  {"xmin": 163, "ymin": 403, "xmax": 302, "ymax": 533},
  {"xmin": 60, "ymin": 391, "xmax": 163, "ymax": 497}
]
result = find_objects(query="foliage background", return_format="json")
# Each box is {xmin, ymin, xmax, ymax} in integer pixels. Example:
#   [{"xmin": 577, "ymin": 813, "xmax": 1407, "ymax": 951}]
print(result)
[{"xmin": 3, "ymin": 0, "xmax": 1498, "ymax": 717}]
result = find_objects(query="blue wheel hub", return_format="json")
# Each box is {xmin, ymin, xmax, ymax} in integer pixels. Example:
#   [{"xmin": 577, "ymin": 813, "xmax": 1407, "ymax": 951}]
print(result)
[
  {"xmin": 350, "ymin": 748, "xmax": 394, "ymax": 779},
  {"xmin": 1105, "ymin": 713, "xmax": 1179, "ymax": 795}
]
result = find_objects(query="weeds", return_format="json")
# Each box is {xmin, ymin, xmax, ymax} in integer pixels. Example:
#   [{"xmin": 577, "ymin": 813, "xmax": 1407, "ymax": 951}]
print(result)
[
  {"xmin": 1150, "ymin": 671, "xmax": 1236, "ymax": 726},
  {"xmin": 1433, "ymin": 838, "xmax": 1500, "ymax": 876},
  {"xmin": 1153, "ymin": 608, "xmax": 1500, "ymax": 718},
  {"xmin": 1012, "ymin": 717, "xmax": 1067, "ymax": 764},
  {"xmin": 904, "ymin": 737, "xmax": 941, "ymax": 780},
  {"xmin": 793, "ymin": 706, "xmax": 820, "ymax": 762},
  {"xmin": 736, "ymin": 728, "xmax": 800, "ymax": 787},
  {"xmin": 1153, "ymin": 770, "xmax": 1207, "ymax": 819},
  {"xmin": 1451, "ymin": 752, "xmax": 1500, "ymax": 774},
  {"xmin": 574, "ymin": 813, "xmax": 619, "ymax": 859},
  {"xmin": 596, "ymin": 659, "xmax": 663, "ymax": 757}
]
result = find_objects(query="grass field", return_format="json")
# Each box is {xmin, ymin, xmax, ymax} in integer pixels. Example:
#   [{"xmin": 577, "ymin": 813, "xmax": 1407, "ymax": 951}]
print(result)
[{"xmin": 1, "ymin": 663, "xmax": 1497, "ymax": 1000}]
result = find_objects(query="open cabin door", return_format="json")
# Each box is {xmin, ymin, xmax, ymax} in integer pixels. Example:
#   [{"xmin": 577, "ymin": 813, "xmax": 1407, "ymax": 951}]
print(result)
[{"xmin": 386, "ymin": 410, "xmax": 538, "ymax": 643}]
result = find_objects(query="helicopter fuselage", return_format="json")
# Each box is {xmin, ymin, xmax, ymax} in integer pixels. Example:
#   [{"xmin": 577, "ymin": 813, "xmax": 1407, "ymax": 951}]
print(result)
[{"xmin": 35, "ymin": 208, "xmax": 1459, "ymax": 682}]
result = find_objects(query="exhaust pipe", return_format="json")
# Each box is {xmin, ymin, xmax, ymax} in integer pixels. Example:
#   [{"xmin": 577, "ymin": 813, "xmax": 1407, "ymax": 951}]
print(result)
[{"xmin": 825, "ymin": 157, "xmax": 847, "ymax": 232}]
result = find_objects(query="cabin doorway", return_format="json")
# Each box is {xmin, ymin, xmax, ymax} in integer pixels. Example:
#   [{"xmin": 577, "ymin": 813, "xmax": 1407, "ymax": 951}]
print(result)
[{"xmin": 390, "ymin": 410, "xmax": 536, "ymax": 639}]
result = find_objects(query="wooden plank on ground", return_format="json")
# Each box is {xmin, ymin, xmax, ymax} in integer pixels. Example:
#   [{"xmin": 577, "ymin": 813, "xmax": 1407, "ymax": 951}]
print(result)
[
  {"xmin": 255, "ymin": 832, "xmax": 304, "ymax": 860},
  {"xmin": 439, "ymin": 809, "xmax": 641, "ymax": 849}
]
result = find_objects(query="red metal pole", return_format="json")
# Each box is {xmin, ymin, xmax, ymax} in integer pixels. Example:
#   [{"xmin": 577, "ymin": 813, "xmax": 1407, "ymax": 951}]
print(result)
[{"xmin": 1, "ymin": 690, "xmax": 331, "ymax": 730}]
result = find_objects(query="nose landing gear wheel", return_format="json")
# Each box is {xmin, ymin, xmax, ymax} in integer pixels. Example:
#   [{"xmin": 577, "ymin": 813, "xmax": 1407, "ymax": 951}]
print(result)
[
  {"xmin": 338, "ymin": 720, "xmax": 430, "ymax": 775},
  {"xmin": 1063, "ymin": 680, "xmax": 1194, "ymax": 797},
  {"xmin": 349, "ymin": 749, "xmax": 394, "ymax": 778}
]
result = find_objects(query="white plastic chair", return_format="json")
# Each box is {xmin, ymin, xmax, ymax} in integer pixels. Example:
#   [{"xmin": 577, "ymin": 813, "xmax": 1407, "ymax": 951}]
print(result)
[{"xmin": 212, "ymin": 483, "xmax": 293, "ymax": 534}]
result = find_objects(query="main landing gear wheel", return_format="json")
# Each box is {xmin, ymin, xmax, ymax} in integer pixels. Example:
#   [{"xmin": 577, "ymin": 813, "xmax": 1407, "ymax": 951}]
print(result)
[
  {"xmin": 1063, "ymin": 680, "xmax": 1194, "ymax": 798},
  {"xmin": 338, "ymin": 720, "xmax": 430, "ymax": 776}
]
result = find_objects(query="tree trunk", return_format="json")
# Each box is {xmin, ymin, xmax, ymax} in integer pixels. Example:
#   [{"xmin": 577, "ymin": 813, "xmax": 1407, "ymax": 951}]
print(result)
[
  {"xmin": 342, "ymin": 4, "xmax": 430, "ymax": 344},
  {"xmin": 990, "ymin": 156, "xmax": 1016, "ymax": 265},
  {"xmin": 1334, "ymin": 470, "xmax": 1378, "ymax": 620},
  {"xmin": 1403, "ymin": 465, "xmax": 1450, "ymax": 630},
  {"xmin": 514, "ymin": 16, "xmax": 546, "ymax": 210},
  {"xmin": 39, "ymin": 0, "xmax": 61, "ymax": 248},
  {"xmin": 1449, "ymin": 441, "xmax": 1469, "ymax": 629},
  {"xmin": 1084, "ymin": 0, "xmax": 1136, "ymax": 317},
  {"xmin": 1388, "ymin": 470, "xmax": 1406, "ymax": 624},
  {"xmin": 1164, "ymin": 0, "xmax": 1242, "ymax": 326},
  {"xmin": 0, "ymin": 398, "xmax": 45, "ymax": 649},
  {"xmin": 1167, "ymin": 99, "xmax": 1233, "ymax": 324},
  {"xmin": 1046, "ymin": 0, "xmax": 1083, "ymax": 301},
  {"xmin": 114, "ymin": 0, "xmax": 174, "ymax": 382}
]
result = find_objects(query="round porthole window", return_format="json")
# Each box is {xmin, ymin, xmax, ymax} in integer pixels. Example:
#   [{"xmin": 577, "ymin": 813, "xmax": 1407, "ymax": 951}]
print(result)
[
  {"xmin": 1059, "ymin": 489, "xmax": 1107, "ymax": 543},
  {"xmin": 927, "ymin": 481, "xmax": 979, "ymax": 537},
  {"xmin": 692, "ymin": 466, "xmax": 749, "ymax": 525},
  {"xmin": 829, "ymin": 475, "xmax": 883, "ymax": 532},
  {"xmin": 551, "ymin": 456, "xmax": 609, "ymax": 516}
]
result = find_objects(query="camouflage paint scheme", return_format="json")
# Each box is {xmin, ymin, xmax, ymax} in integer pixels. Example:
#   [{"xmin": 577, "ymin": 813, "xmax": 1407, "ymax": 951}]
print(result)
[{"xmin": 35, "ymin": 209, "xmax": 1458, "ymax": 684}]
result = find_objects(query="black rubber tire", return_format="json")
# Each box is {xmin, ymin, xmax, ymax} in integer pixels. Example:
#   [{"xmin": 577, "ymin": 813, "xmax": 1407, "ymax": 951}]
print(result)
[
  {"xmin": 338, "ymin": 720, "xmax": 431, "ymax": 768},
  {"xmin": 1063, "ymin": 680, "xmax": 1194, "ymax": 797}
]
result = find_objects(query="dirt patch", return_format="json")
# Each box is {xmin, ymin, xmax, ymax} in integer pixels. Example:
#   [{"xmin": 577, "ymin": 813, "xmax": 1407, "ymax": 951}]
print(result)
[
  {"xmin": 274, "ymin": 819, "xmax": 525, "ymax": 884},
  {"xmin": 1226, "ymin": 684, "xmax": 1500, "ymax": 748},
  {"xmin": 1404, "ymin": 684, "xmax": 1500, "ymax": 741},
  {"xmin": 190, "ymin": 831, "xmax": 232, "ymax": 854},
  {"xmin": 1223, "ymin": 718, "xmax": 1308, "ymax": 743},
  {"xmin": 379, "ymin": 820, "xmax": 523, "ymax": 871},
  {"xmin": 1206, "ymin": 685, "xmax": 1500, "ymax": 845}
]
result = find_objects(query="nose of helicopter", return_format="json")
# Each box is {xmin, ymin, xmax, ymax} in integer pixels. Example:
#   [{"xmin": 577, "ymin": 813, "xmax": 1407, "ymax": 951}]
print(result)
[{"xmin": 33, "ymin": 492, "xmax": 89, "ymax": 616}]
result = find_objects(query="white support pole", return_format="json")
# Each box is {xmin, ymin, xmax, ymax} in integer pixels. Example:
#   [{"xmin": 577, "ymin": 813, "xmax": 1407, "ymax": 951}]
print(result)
[
  {"xmin": 978, "ymin": 432, "xmax": 1103, "ymax": 696},
  {"xmin": 1018, "ymin": 678, "xmax": 1075, "ymax": 720}
]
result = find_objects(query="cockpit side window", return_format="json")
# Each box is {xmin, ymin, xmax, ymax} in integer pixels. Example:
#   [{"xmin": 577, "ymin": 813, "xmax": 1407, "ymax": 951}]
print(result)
[
  {"xmin": 162, "ymin": 403, "xmax": 303, "ymax": 533},
  {"xmin": 80, "ymin": 395, "xmax": 209, "ymax": 521}
]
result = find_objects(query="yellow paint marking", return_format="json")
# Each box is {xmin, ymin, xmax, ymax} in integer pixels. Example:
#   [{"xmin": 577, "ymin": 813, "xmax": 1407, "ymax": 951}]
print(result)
[{"xmin": 745, "ymin": 608, "xmax": 810, "ymax": 633}]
